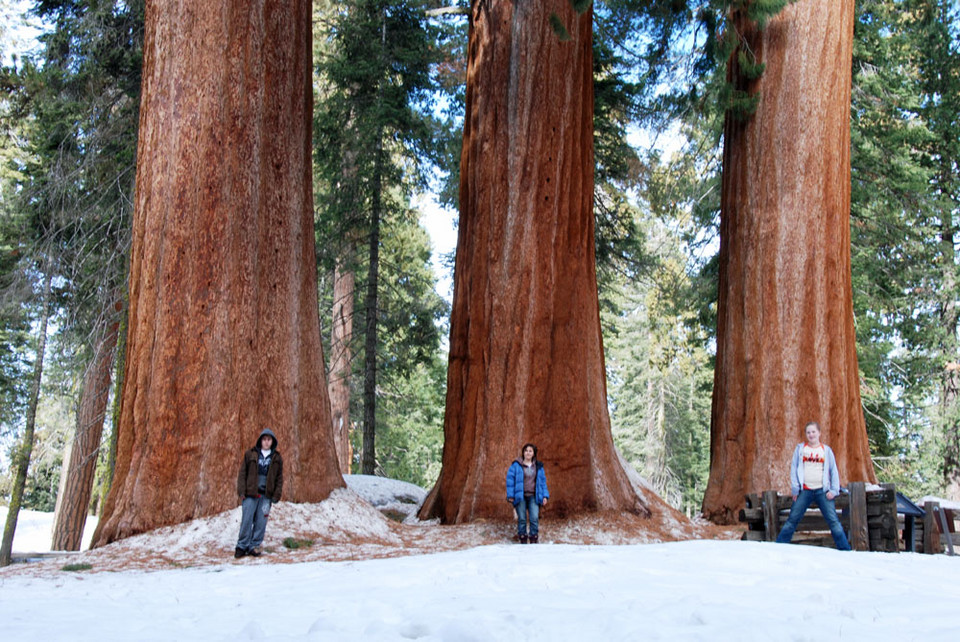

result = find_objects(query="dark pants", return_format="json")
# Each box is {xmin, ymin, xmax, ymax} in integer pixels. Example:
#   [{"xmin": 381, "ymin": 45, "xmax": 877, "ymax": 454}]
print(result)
[{"xmin": 776, "ymin": 488, "xmax": 852, "ymax": 551}]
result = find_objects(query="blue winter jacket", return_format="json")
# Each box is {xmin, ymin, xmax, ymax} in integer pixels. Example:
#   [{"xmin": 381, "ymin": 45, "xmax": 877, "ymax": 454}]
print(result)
[
  {"xmin": 506, "ymin": 460, "xmax": 549, "ymax": 506},
  {"xmin": 788, "ymin": 442, "xmax": 841, "ymax": 496}
]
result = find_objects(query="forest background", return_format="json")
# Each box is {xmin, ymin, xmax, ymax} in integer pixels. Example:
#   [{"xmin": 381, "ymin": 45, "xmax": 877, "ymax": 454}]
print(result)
[{"xmin": 0, "ymin": 0, "xmax": 957, "ymax": 534}]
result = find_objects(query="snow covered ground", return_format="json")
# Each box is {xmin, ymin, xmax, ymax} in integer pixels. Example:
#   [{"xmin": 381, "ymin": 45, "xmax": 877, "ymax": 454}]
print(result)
[
  {"xmin": 0, "ymin": 506, "xmax": 99, "ymax": 553},
  {"xmin": 1, "ymin": 476, "xmax": 958, "ymax": 641},
  {"xmin": 1, "ymin": 538, "xmax": 958, "ymax": 641}
]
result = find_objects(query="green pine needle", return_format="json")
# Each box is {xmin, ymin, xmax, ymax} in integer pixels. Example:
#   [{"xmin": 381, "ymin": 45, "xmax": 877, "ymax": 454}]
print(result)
[
  {"xmin": 737, "ymin": 50, "xmax": 766, "ymax": 80},
  {"xmin": 549, "ymin": 14, "xmax": 572, "ymax": 42},
  {"xmin": 727, "ymin": 89, "xmax": 760, "ymax": 121},
  {"xmin": 570, "ymin": 0, "xmax": 592, "ymax": 15},
  {"xmin": 282, "ymin": 537, "xmax": 315, "ymax": 550}
]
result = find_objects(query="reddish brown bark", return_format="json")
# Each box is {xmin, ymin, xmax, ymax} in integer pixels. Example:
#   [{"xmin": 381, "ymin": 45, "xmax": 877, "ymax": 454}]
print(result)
[
  {"xmin": 93, "ymin": 0, "xmax": 343, "ymax": 546},
  {"xmin": 419, "ymin": 0, "xmax": 647, "ymax": 523},
  {"xmin": 52, "ymin": 310, "xmax": 120, "ymax": 550},
  {"xmin": 328, "ymin": 251, "xmax": 355, "ymax": 473},
  {"xmin": 702, "ymin": 0, "xmax": 876, "ymax": 524}
]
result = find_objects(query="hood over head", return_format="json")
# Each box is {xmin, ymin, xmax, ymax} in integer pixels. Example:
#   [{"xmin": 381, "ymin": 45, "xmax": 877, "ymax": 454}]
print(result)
[{"xmin": 255, "ymin": 427, "xmax": 278, "ymax": 451}]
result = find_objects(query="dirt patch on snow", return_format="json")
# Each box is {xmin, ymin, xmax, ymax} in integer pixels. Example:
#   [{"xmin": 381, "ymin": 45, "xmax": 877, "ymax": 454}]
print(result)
[{"xmin": 0, "ymin": 487, "xmax": 740, "ymax": 579}]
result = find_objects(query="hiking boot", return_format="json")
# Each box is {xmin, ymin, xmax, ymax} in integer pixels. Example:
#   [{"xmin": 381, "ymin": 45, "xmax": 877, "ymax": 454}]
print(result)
[
  {"xmin": 247, "ymin": 547, "xmax": 262, "ymax": 557},
  {"xmin": 519, "ymin": 535, "xmax": 528, "ymax": 544},
  {"xmin": 529, "ymin": 535, "xmax": 539, "ymax": 544},
  {"xmin": 234, "ymin": 547, "xmax": 246, "ymax": 559}
]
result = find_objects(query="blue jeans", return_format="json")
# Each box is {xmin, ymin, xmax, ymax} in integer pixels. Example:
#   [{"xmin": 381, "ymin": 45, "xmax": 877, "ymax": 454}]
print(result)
[
  {"xmin": 776, "ymin": 488, "xmax": 851, "ymax": 551},
  {"xmin": 515, "ymin": 495, "xmax": 539, "ymax": 537},
  {"xmin": 237, "ymin": 496, "xmax": 272, "ymax": 550}
]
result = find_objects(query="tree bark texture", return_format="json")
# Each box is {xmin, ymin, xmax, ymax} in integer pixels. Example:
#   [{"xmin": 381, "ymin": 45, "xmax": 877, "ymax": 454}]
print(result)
[
  {"xmin": 52, "ymin": 307, "xmax": 121, "ymax": 550},
  {"xmin": 0, "ymin": 272, "xmax": 52, "ymax": 567},
  {"xmin": 93, "ymin": 0, "xmax": 343, "ymax": 546},
  {"xmin": 328, "ymin": 251, "xmax": 355, "ymax": 474},
  {"xmin": 702, "ymin": 0, "xmax": 876, "ymax": 524},
  {"xmin": 361, "ymin": 178, "xmax": 380, "ymax": 476},
  {"xmin": 940, "ymin": 202, "xmax": 960, "ymax": 500},
  {"xmin": 419, "ymin": 0, "xmax": 647, "ymax": 523},
  {"xmin": 361, "ymin": 13, "xmax": 387, "ymax": 477},
  {"xmin": 99, "ymin": 312, "xmax": 128, "ymax": 511}
]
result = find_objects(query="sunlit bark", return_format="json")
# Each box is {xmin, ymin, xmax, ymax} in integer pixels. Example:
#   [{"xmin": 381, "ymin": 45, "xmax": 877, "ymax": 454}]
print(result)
[
  {"xmin": 93, "ymin": 0, "xmax": 343, "ymax": 545},
  {"xmin": 420, "ymin": 0, "xmax": 647, "ymax": 523},
  {"xmin": 703, "ymin": 0, "xmax": 876, "ymax": 523}
]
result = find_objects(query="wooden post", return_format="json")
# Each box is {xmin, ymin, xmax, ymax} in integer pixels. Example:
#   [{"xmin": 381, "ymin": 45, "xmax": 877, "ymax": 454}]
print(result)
[
  {"xmin": 923, "ymin": 501, "xmax": 941, "ymax": 554},
  {"xmin": 848, "ymin": 481, "xmax": 869, "ymax": 551},
  {"xmin": 763, "ymin": 490, "xmax": 781, "ymax": 541},
  {"xmin": 937, "ymin": 506, "xmax": 955, "ymax": 556},
  {"xmin": 904, "ymin": 515, "xmax": 916, "ymax": 552},
  {"xmin": 878, "ymin": 483, "xmax": 899, "ymax": 553}
]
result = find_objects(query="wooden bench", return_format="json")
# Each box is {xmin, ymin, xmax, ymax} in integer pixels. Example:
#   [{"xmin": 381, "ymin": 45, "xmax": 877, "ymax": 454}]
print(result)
[{"xmin": 740, "ymin": 482, "xmax": 899, "ymax": 552}]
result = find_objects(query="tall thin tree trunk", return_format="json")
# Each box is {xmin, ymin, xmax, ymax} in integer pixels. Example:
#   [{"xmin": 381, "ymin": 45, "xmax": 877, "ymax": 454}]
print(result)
[
  {"xmin": 702, "ymin": 0, "xmax": 876, "ymax": 524},
  {"xmin": 0, "ymin": 271, "xmax": 53, "ymax": 567},
  {"xmin": 939, "ymin": 179, "xmax": 960, "ymax": 499},
  {"xmin": 98, "ymin": 311, "xmax": 127, "ymax": 512},
  {"xmin": 329, "ymin": 247, "xmax": 356, "ymax": 473},
  {"xmin": 361, "ymin": 142, "xmax": 382, "ymax": 476},
  {"xmin": 361, "ymin": 12, "xmax": 387, "ymax": 476},
  {"xmin": 655, "ymin": 377, "xmax": 667, "ymax": 494},
  {"xmin": 327, "ymin": 128, "xmax": 361, "ymax": 475},
  {"xmin": 51, "ymin": 304, "xmax": 121, "ymax": 551},
  {"xmin": 93, "ymin": 0, "xmax": 343, "ymax": 546},
  {"xmin": 419, "ymin": 0, "xmax": 647, "ymax": 523}
]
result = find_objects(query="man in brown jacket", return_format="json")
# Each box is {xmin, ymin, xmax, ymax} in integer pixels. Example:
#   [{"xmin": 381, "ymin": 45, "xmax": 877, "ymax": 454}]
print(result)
[{"xmin": 235, "ymin": 428, "xmax": 283, "ymax": 558}]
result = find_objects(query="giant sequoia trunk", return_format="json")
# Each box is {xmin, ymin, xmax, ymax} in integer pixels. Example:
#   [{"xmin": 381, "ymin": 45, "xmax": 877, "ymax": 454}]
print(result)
[
  {"xmin": 93, "ymin": 0, "xmax": 343, "ymax": 546},
  {"xmin": 702, "ymin": 0, "xmax": 876, "ymax": 524},
  {"xmin": 52, "ymin": 308, "xmax": 120, "ymax": 551},
  {"xmin": 419, "ymin": 0, "xmax": 647, "ymax": 523}
]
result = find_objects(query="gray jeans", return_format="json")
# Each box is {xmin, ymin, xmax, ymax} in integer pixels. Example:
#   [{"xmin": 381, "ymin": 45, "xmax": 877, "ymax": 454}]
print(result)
[{"xmin": 237, "ymin": 496, "xmax": 272, "ymax": 550}]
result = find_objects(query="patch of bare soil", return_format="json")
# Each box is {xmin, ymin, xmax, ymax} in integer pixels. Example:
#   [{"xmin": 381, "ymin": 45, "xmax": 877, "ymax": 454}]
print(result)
[{"xmin": 0, "ymin": 488, "xmax": 741, "ymax": 579}]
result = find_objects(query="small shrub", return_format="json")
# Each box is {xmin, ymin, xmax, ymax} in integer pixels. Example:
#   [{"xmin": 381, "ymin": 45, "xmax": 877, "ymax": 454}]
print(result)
[
  {"xmin": 61, "ymin": 562, "xmax": 93, "ymax": 572},
  {"xmin": 282, "ymin": 537, "xmax": 314, "ymax": 550}
]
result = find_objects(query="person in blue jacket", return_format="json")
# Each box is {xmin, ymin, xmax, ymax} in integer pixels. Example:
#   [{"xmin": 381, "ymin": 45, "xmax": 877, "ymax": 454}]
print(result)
[
  {"xmin": 506, "ymin": 443, "xmax": 549, "ymax": 544},
  {"xmin": 775, "ymin": 421, "xmax": 852, "ymax": 551}
]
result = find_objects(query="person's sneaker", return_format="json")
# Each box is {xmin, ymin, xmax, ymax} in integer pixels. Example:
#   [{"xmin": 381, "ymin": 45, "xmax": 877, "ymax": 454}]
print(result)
[
  {"xmin": 234, "ymin": 547, "xmax": 246, "ymax": 559},
  {"xmin": 519, "ymin": 535, "xmax": 528, "ymax": 544},
  {"xmin": 247, "ymin": 547, "xmax": 262, "ymax": 557},
  {"xmin": 530, "ymin": 535, "xmax": 539, "ymax": 544}
]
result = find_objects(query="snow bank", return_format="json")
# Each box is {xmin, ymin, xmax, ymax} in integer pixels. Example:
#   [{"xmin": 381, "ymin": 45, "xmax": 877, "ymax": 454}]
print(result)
[
  {"xmin": 1, "ymin": 466, "xmax": 714, "ymax": 574},
  {"xmin": 0, "ymin": 508, "xmax": 97, "ymax": 553},
  {"xmin": 344, "ymin": 474, "xmax": 427, "ymax": 523}
]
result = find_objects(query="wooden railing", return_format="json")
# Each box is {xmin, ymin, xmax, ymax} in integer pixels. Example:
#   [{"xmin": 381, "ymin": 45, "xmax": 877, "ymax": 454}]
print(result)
[
  {"xmin": 913, "ymin": 500, "xmax": 957, "ymax": 555},
  {"xmin": 739, "ymin": 482, "xmax": 898, "ymax": 552}
]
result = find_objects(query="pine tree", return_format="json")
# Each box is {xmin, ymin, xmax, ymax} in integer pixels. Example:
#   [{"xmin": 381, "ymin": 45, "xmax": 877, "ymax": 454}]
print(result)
[
  {"xmin": 910, "ymin": 0, "xmax": 960, "ymax": 499},
  {"xmin": 0, "ymin": 270, "xmax": 51, "ymax": 566},
  {"xmin": 314, "ymin": 0, "xmax": 443, "ymax": 475}
]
